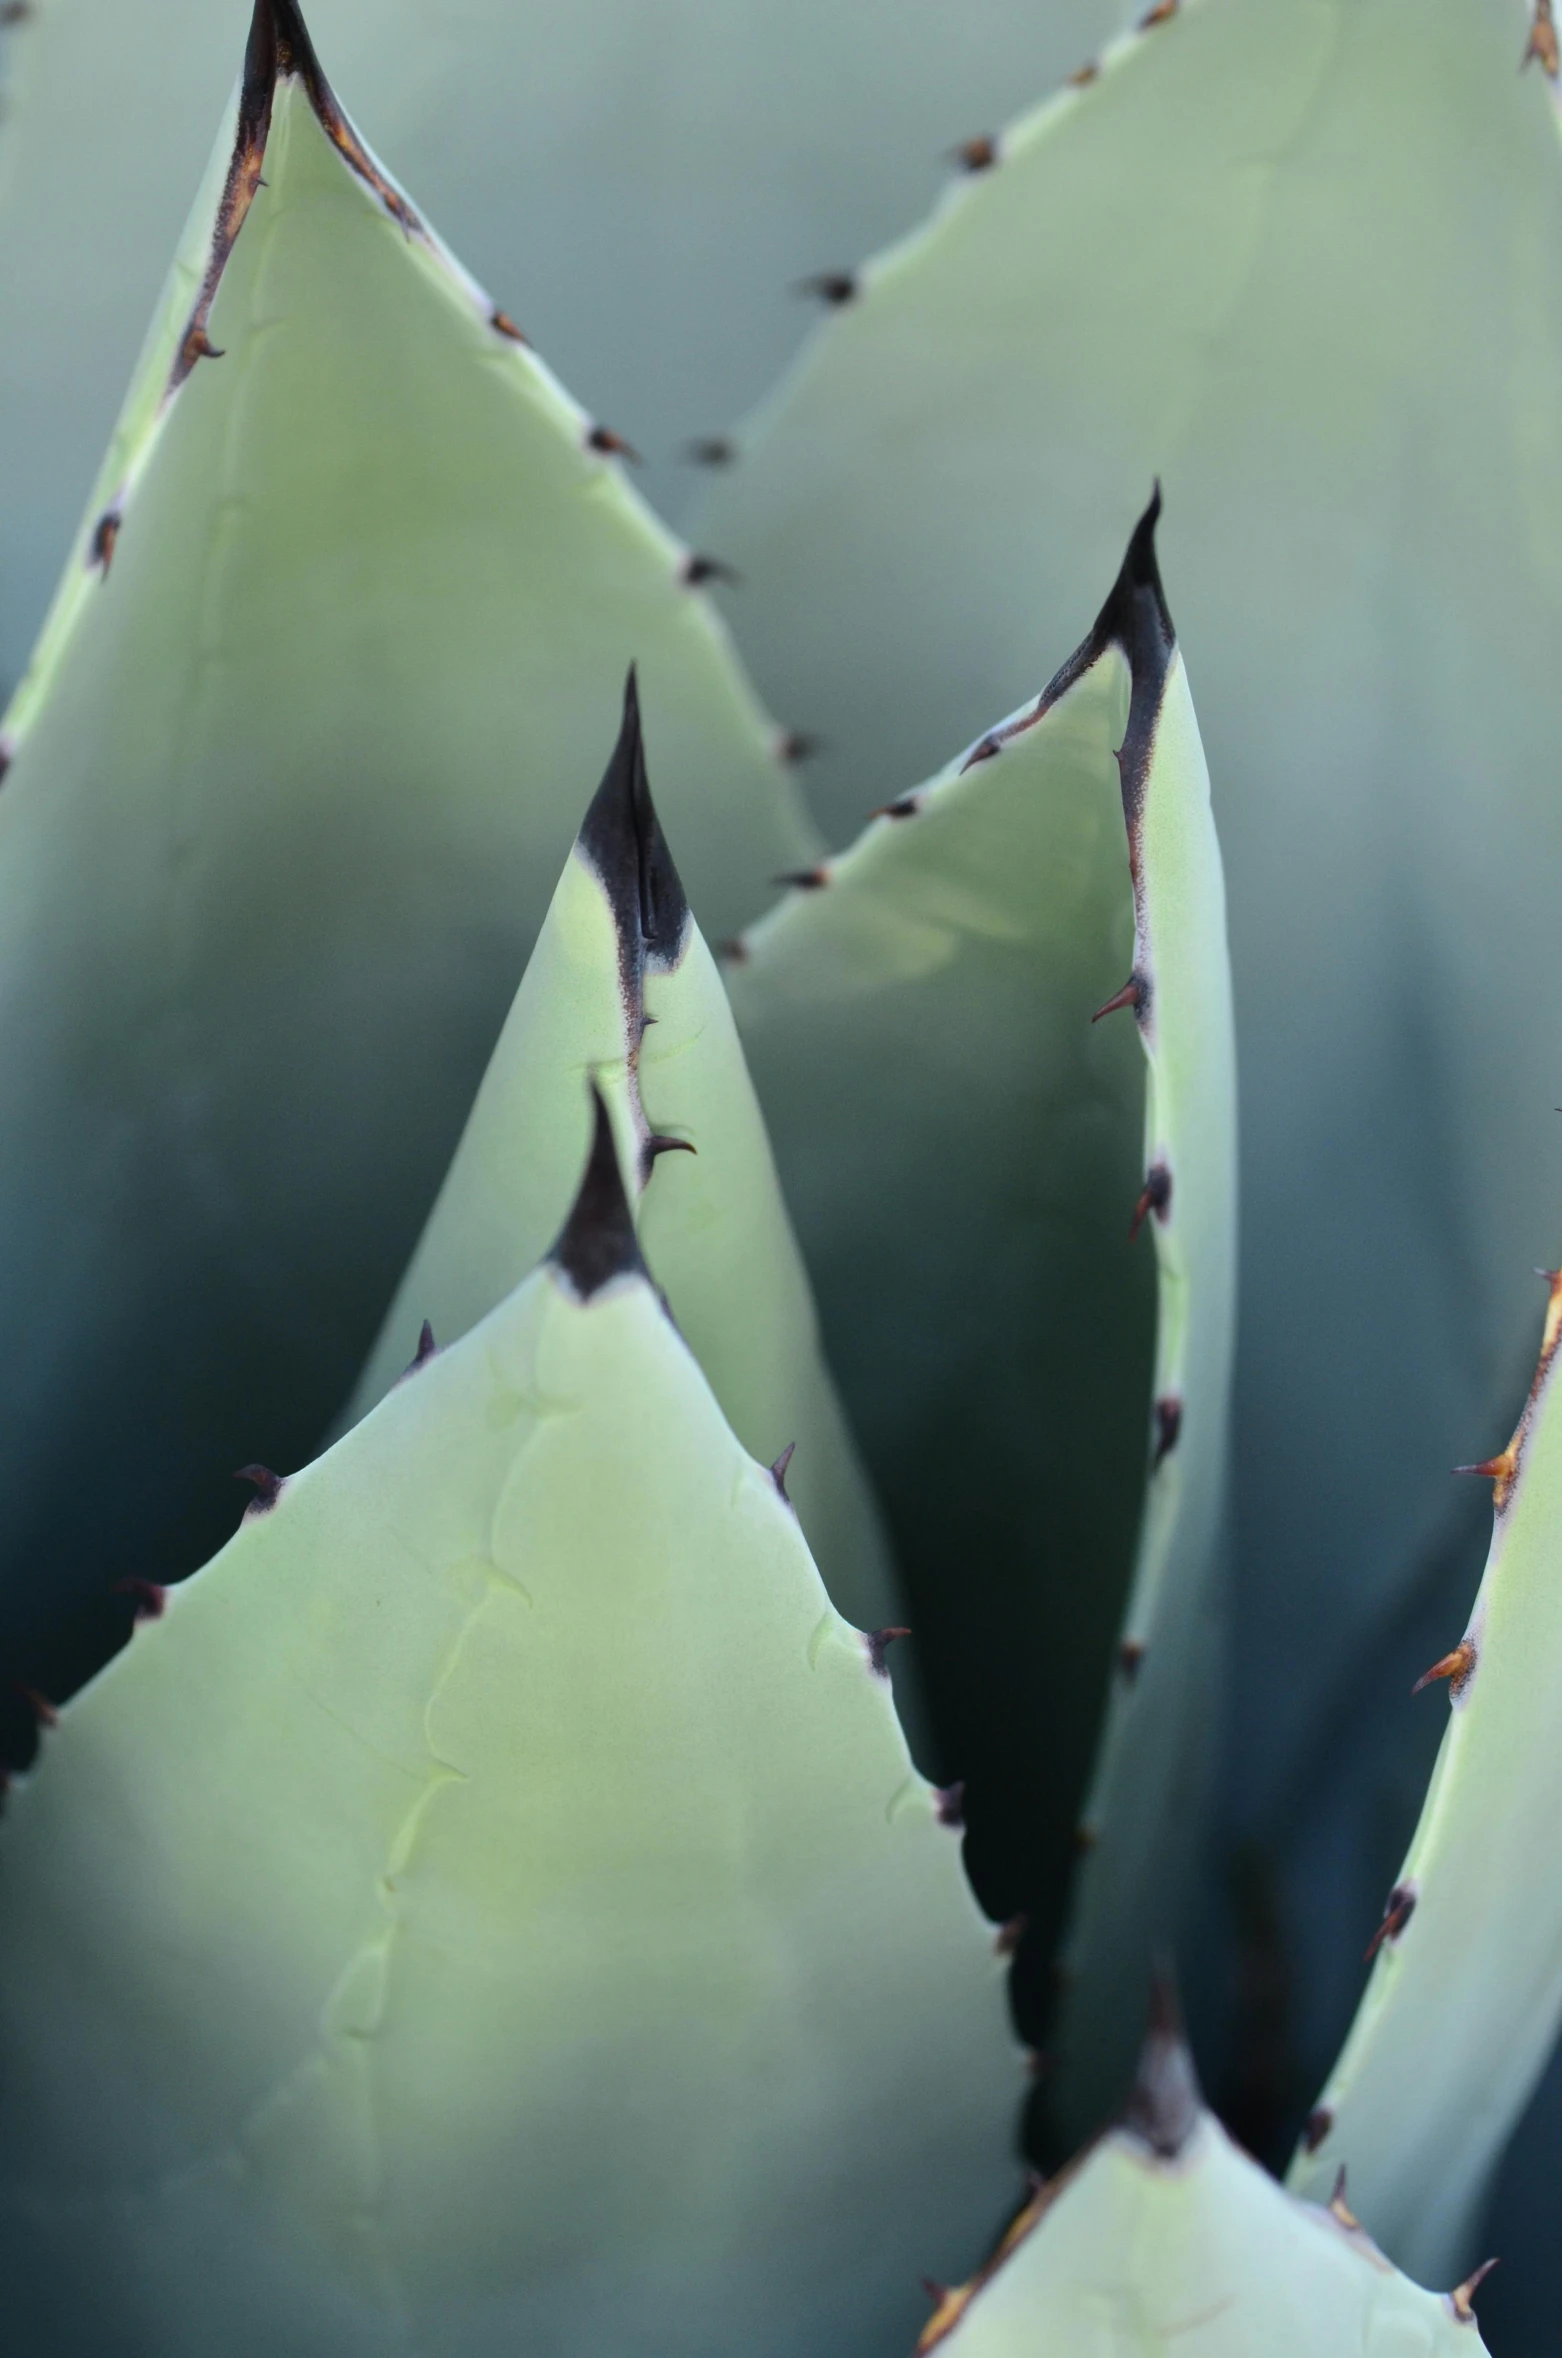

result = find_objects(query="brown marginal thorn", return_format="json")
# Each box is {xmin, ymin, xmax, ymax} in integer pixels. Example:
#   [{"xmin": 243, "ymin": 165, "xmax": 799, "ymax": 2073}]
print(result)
[
  {"xmin": 959, "ymin": 734, "xmax": 1001, "ymax": 773},
  {"xmin": 1412, "ymin": 1636, "xmax": 1475, "ymax": 1699},
  {"xmin": 178, "ymin": 325, "xmax": 226, "ymax": 371},
  {"xmin": 0, "ymin": 742, "xmax": 12, "ymax": 786},
  {"xmin": 1140, "ymin": 0, "xmax": 1179, "ymax": 23},
  {"xmin": 920, "ymin": 2278, "xmax": 949, "ymax": 2311},
  {"xmin": 876, "ymin": 795, "xmax": 920, "ymax": 820},
  {"xmin": 866, "ymin": 1625, "xmax": 911, "ymax": 1676},
  {"xmin": 1453, "ymin": 1447, "xmax": 1518, "ymax": 1512},
  {"xmin": 1092, "ymin": 973, "xmax": 1147, "ymax": 1024},
  {"xmin": 585, "ymin": 423, "xmax": 642, "ymax": 464},
  {"xmin": 1328, "ymin": 2167, "xmax": 1359, "ymax": 2230},
  {"xmin": 775, "ymin": 728, "xmax": 823, "ymax": 766},
  {"xmin": 994, "ymin": 1913, "xmax": 1027, "ymax": 1955},
  {"xmin": 774, "ymin": 864, "xmax": 830, "ymax": 891},
  {"xmin": 1302, "ymin": 2105, "xmax": 1333, "ymax": 2154},
  {"xmin": 115, "ymin": 1576, "xmax": 167, "ymax": 1623},
  {"xmin": 952, "ymin": 133, "xmax": 999, "ymax": 172},
  {"xmin": 642, "ymin": 1134, "xmax": 696, "ymax": 1183},
  {"xmin": 685, "ymin": 435, "xmax": 737, "ymax": 466},
  {"xmin": 680, "ymin": 552, "xmax": 742, "ymax": 589},
  {"xmin": 89, "ymin": 510, "xmax": 121, "ymax": 574},
  {"xmin": 1118, "ymin": 1636, "xmax": 1146, "ymax": 1682},
  {"xmin": 796, "ymin": 270, "xmax": 858, "ymax": 305},
  {"xmin": 18, "ymin": 1685, "xmax": 58, "ymax": 1729},
  {"xmin": 1450, "ymin": 2258, "xmax": 1499, "ymax": 2322},
  {"xmin": 235, "ymin": 1463, "xmax": 283, "ymax": 1512},
  {"xmin": 769, "ymin": 1441, "xmax": 797, "ymax": 1503},
  {"xmin": 1524, "ymin": 0, "xmax": 1559, "ymax": 77},
  {"xmin": 935, "ymin": 1780, "xmax": 966, "ymax": 1828},
  {"xmin": 1068, "ymin": 59, "xmax": 1100, "ymax": 84},
  {"xmin": 0, "ymin": 4, "xmax": 34, "ymax": 24},
  {"xmin": 1364, "ymin": 1883, "xmax": 1416, "ymax": 1962},
  {"xmin": 1152, "ymin": 1395, "xmax": 1183, "ymax": 1468},
  {"xmin": 490, "ymin": 307, "xmax": 527, "ymax": 343},
  {"xmin": 1075, "ymin": 1819, "xmax": 1098, "ymax": 1853},
  {"xmin": 1129, "ymin": 1161, "xmax": 1173, "ymax": 1240},
  {"xmin": 715, "ymin": 935, "xmax": 750, "ymax": 965}
]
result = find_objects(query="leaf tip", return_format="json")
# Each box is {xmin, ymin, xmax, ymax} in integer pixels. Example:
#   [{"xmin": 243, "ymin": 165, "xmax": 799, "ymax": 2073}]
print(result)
[{"xmin": 549, "ymin": 1084, "xmax": 648, "ymax": 1303}]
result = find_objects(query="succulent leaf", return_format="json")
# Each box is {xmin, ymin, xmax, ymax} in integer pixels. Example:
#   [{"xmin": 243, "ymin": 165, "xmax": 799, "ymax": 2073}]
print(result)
[
  {"xmin": 1048, "ymin": 495, "xmax": 1237, "ymax": 2143},
  {"xmin": 726, "ymin": 501, "xmax": 1236, "ymax": 2115},
  {"xmin": 0, "ymin": 1106, "xmax": 1019, "ymax": 2356},
  {"xmin": 0, "ymin": 0, "xmax": 818, "ymax": 1700},
  {"xmin": 1288, "ymin": 1267, "xmax": 1562, "ymax": 2282},
  {"xmin": 696, "ymin": 0, "xmax": 1562, "ymax": 2029},
  {"xmin": 345, "ymin": 670, "xmax": 899, "ymax": 1634},
  {"xmin": 917, "ymin": 1994, "xmax": 1487, "ymax": 2355},
  {"xmin": 0, "ymin": 0, "xmax": 1132, "ymax": 685}
]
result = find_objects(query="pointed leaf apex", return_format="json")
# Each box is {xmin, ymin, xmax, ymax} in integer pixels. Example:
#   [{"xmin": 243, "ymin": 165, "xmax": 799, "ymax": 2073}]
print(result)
[
  {"xmin": 1094, "ymin": 482, "xmax": 1175, "ymax": 659},
  {"xmin": 549, "ymin": 1086, "xmax": 647, "ymax": 1301},
  {"xmin": 1123, "ymin": 1970, "xmax": 1202, "ymax": 2157},
  {"xmin": 577, "ymin": 671, "xmax": 690, "ymax": 969},
  {"xmin": 247, "ymin": 0, "xmax": 322, "ymax": 85}
]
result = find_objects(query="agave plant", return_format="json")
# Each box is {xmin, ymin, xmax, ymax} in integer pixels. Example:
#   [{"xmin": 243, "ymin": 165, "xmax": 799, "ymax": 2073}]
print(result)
[{"xmin": 0, "ymin": 0, "xmax": 1556, "ymax": 2348}]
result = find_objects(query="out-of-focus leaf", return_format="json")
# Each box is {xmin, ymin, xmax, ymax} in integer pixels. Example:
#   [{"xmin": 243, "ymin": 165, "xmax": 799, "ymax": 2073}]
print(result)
[{"xmin": 0, "ymin": 0, "xmax": 1130, "ymax": 686}]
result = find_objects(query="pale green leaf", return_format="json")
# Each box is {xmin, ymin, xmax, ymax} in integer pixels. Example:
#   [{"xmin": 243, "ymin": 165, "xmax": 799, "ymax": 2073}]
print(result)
[
  {"xmin": 697, "ymin": 0, "xmax": 1562, "ymax": 1997},
  {"xmin": 346, "ymin": 671, "xmax": 899, "ymax": 1635},
  {"xmin": 0, "ymin": 1106, "xmax": 1019, "ymax": 2357},
  {"xmin": 0, "ymin": 0, "xmax": 1130, "ymax": 686},
  {"xmin": 727, "ymin": 505, "xmax": 1235, "ymax": 2120},
  {"xmin": 0, "ymin": 1, "xmax": 815, "ymax": 1690},
  {"xmin": 920, "ymin": 2000, "xmax": 1486, "ymax": 2357}
]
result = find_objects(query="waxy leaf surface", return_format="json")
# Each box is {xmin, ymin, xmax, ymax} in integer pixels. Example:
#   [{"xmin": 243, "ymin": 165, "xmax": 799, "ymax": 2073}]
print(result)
[
  {"xmin": 727, "ymin": 508, "xmax": 1235, "ymax": 2125},
  {"xmin": 0, "ymin": 0, "xmax": 814, "ymax": 1699},
  {"xmin": 699, "ymin": 0, "xmax": 1562, "ymax": 2080},
  {"xmin": 0, "ymin": 1115, "xmax": 1018, "ymax": 2358}
]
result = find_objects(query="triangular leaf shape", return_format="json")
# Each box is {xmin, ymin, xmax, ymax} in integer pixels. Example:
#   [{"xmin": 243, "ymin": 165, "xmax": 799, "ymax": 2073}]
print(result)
[
  {"xmin": 0, "ymin": 0, "xmax": 816, "ymax": 1701},
  {"xmin": 919, "ymin": 1994, "xmax": 1487, "ymax": 2355},
  {"xmin": 0, "ymin": 1111, "xmax": 1019, "ymax": 2357},
  {"xmin": 725, "ymin": 502, "xmax": 1236, "ymax": 2124},
  {"xmin": 0, "ymin": 0, "xmax": 1131, "ymax": 685},
  {"xmin": 346, "ymin": 670, "xmax": 900, "ymax": 1636},
  {"xmin": 697, "ymin": 0, "xmax": 1562, "ymax": 2061}
]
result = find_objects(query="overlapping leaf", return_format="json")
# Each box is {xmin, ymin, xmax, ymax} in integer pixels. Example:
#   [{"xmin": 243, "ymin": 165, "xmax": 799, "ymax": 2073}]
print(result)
[
  {"xmin": 0, "ymin": 0, "xmax": 816, "ymax": 1707},
  {"xmin": 0, "ymin": 0, "xmax": 1130, "ymax": 685},
  {"xmin": 698, "ymin": 0, "xmax": 1562, "ymax": 2103},
  {"xmin": 919, "ymin": 1995, "xmax": 1488, "ymax": 2355},
  {"xmin": 0, "ymin": 1104, "xmax": 1018, "ymax": 2358},
  {"xmin": 727, "ymin": 503, "xmax": 1235, "ymax": 2122},
  {"xmin": 346, "ymin": 670, "xmax": 898, "ymax": 1635}
]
